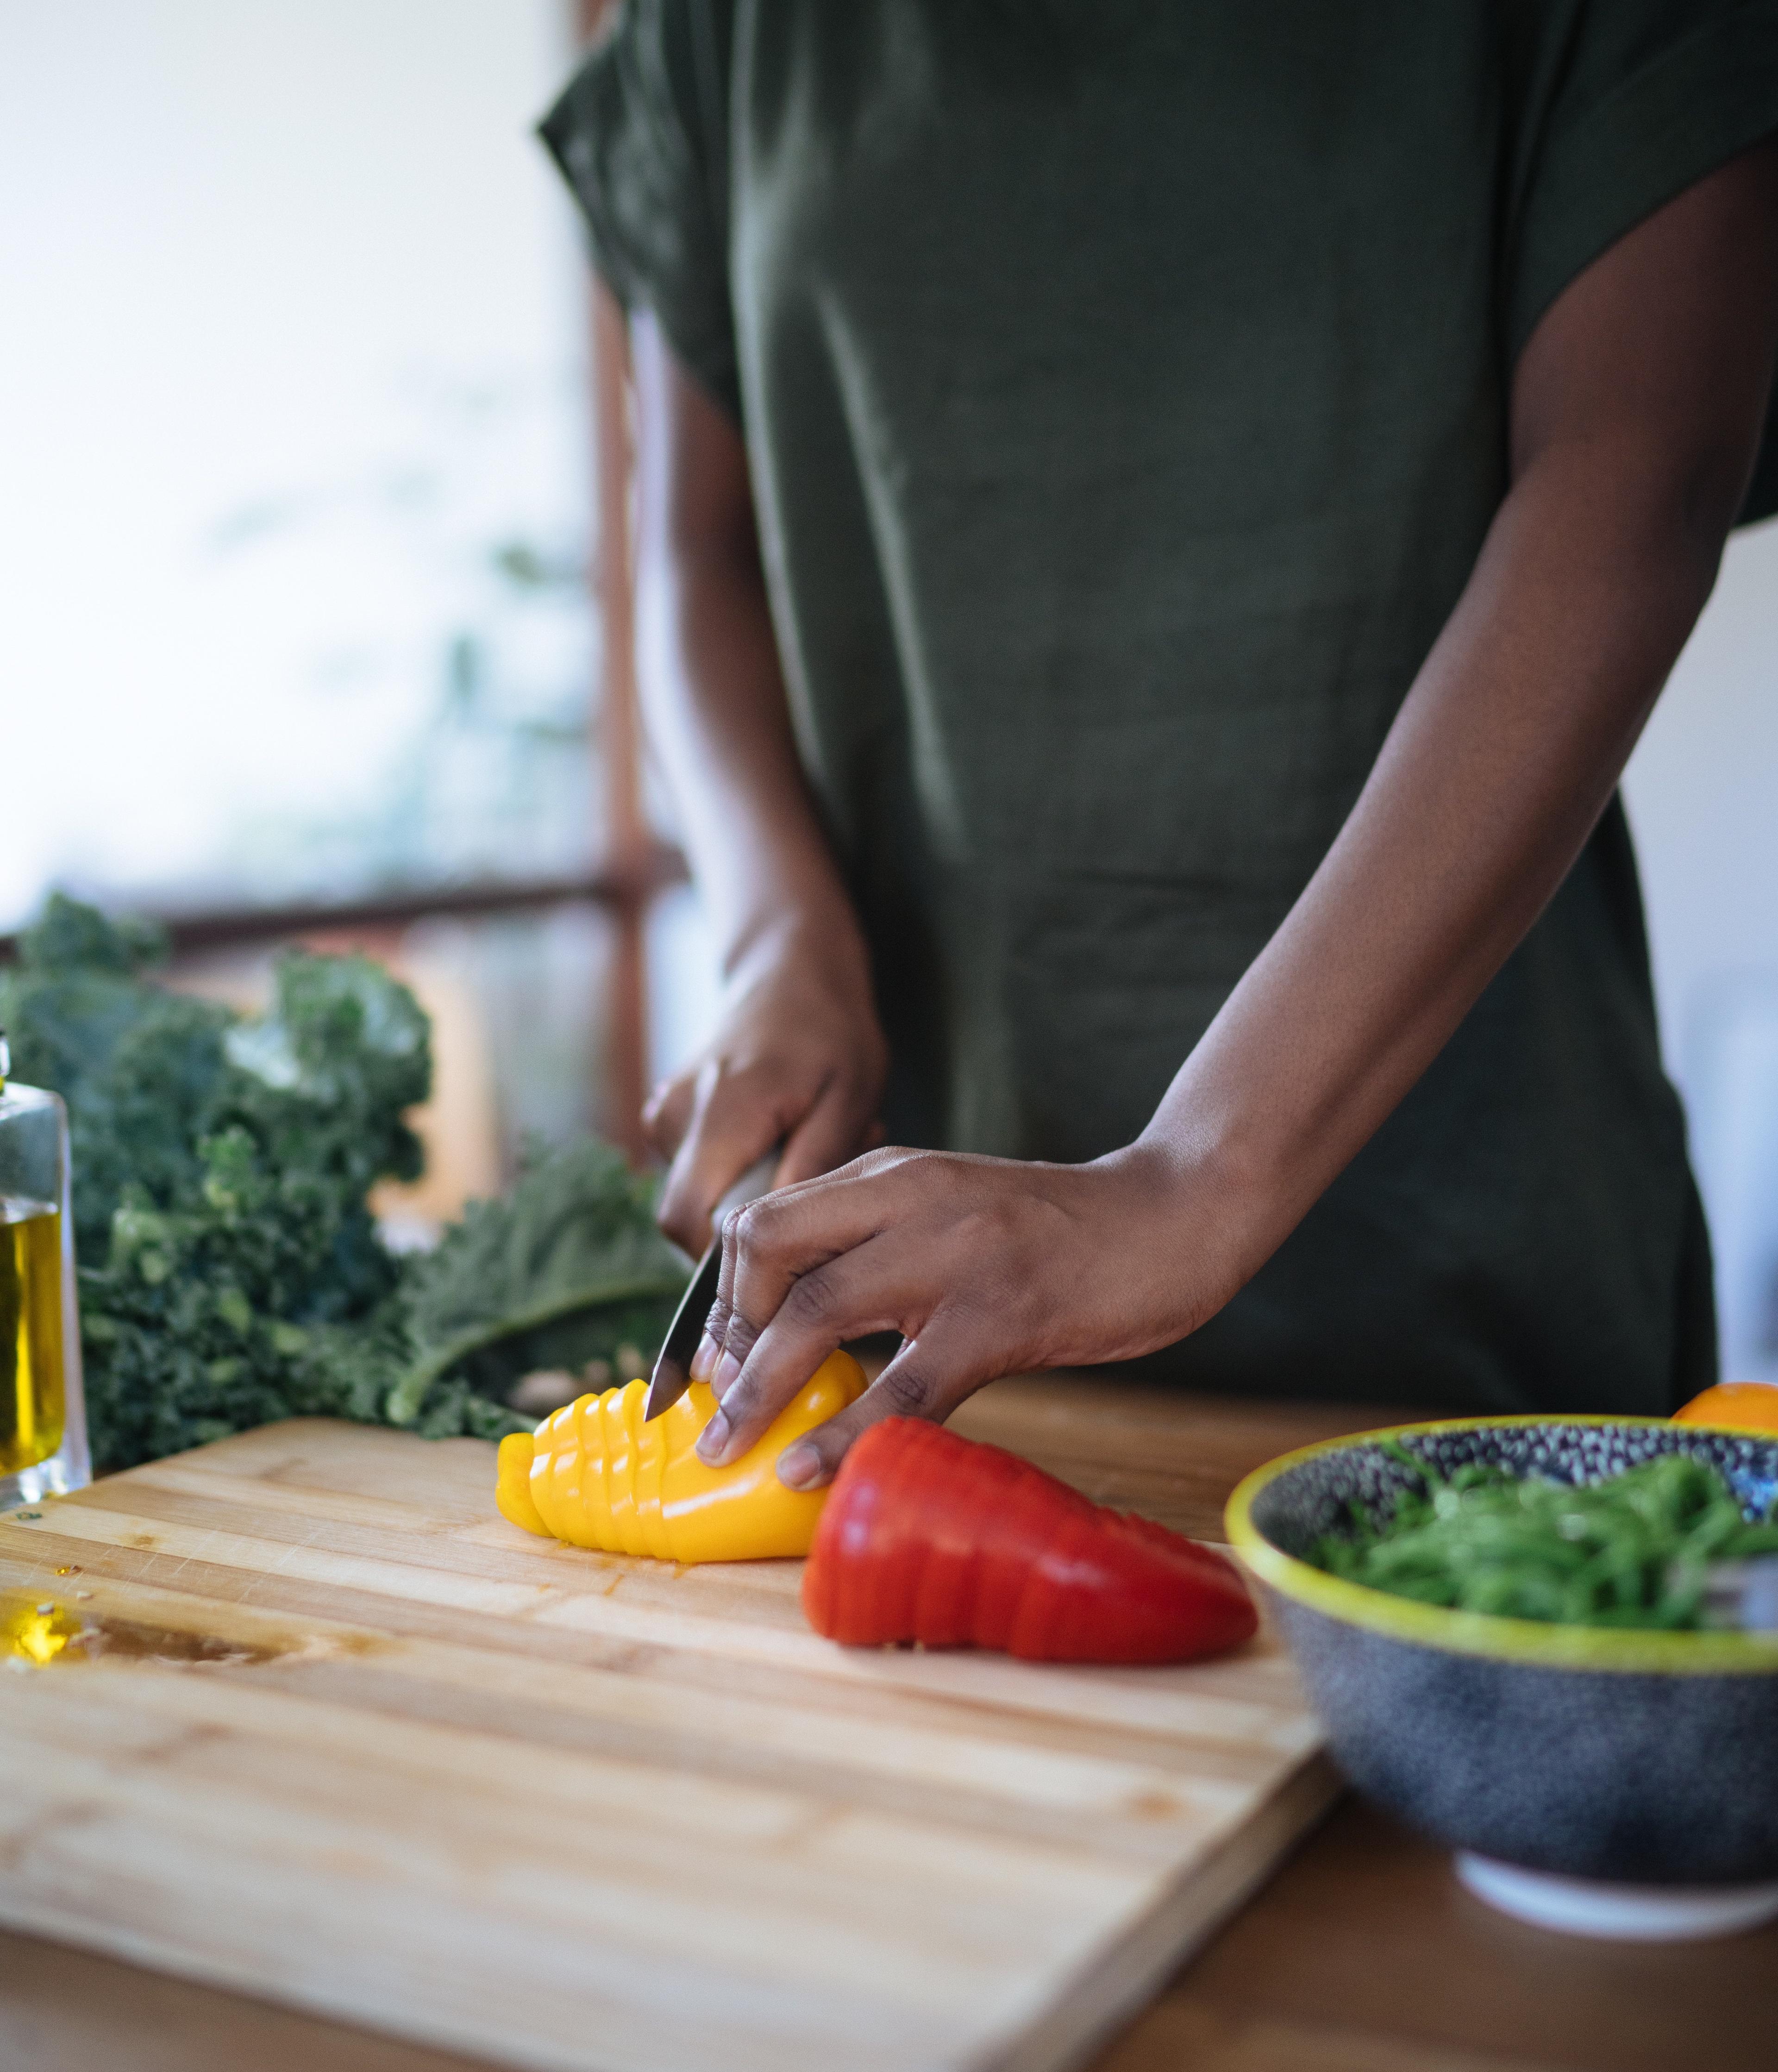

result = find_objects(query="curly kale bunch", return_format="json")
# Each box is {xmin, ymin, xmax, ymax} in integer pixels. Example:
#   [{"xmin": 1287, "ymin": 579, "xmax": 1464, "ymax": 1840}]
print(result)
[{"xmin": 0, "ymin": 897, "xmax": 686, "ymax": 1471}]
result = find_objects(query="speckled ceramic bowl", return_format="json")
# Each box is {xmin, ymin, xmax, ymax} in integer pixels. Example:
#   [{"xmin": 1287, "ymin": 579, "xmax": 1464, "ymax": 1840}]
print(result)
[{"xmin": 1226, "ymin": 1419, "xmax": 1778, "ymax": 1921}]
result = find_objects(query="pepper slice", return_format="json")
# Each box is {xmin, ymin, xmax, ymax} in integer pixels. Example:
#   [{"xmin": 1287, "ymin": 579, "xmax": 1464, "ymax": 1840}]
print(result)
[
  {"xmin": 496, "ymin": 1350, "xmax": 868, "ymax": 1563},
  {"xmin": 802, "ymin": 1418, "xmax": 1258, "ymax": 1664}
]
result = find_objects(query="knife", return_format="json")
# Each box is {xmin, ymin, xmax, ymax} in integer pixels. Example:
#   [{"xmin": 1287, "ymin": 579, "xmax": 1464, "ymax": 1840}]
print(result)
[{"xmin": 644, "ymin": 1152, "xmax": 780, "ymax": 1422}]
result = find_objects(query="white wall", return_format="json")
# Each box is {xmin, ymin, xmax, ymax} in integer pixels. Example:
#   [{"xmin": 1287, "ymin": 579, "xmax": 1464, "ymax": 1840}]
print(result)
[{"xmin": 1624, "ymin": 517, "xmax": 1778, "ymax": 1376}]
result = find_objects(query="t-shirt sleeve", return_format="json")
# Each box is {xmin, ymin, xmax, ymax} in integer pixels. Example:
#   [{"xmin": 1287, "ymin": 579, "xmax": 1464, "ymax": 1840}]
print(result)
[
  {"xmin": 538, "ymin": 0, "xmax": 739, "ymax": 420},
  {"xmin": 1504, "ymin": 0, "xmax": 1778, "ymax": 524}
]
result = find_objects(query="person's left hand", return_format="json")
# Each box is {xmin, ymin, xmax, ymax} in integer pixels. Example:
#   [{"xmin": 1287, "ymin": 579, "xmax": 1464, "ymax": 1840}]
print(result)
[{"xmin": 687, "ymin": 1141, "xmax": 1250, "ymax": 1488}]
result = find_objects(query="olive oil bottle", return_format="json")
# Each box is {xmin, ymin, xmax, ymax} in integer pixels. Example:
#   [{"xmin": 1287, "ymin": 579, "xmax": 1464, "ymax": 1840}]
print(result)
[{"xmin": 0, "ymin": 1032, "xmax": 89, "ymax": 1507}]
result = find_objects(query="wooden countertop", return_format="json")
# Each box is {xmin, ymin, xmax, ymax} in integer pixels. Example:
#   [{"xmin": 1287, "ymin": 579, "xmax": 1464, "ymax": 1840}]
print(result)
[{"xmin": 3, "ymin": 1376, "xmax": 1773, "ymax": 2072}]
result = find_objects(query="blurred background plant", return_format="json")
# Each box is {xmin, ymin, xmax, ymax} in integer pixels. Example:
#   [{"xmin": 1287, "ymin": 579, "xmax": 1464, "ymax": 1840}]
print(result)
[{"xmin": 0, "ymin": 897, "xmax": 687, "ymax": 1472}]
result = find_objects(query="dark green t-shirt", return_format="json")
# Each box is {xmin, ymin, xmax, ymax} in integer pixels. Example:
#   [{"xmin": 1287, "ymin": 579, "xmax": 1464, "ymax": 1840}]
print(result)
[{"xmin": 543, "ymin": 2, "xmax": 1778, "ymax": 1416}]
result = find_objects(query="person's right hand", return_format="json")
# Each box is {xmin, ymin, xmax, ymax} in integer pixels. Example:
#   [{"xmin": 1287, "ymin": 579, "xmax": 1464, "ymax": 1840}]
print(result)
[{"xmin": 643, "ymin": 919, "xmax": 889, "ymax": 1255}]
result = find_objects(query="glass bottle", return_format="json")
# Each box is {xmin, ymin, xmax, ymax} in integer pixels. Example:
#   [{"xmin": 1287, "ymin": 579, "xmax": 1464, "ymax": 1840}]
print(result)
[{"xmin": 0, "ymin": 1030, "xmax": 90, "ymax": 1507}]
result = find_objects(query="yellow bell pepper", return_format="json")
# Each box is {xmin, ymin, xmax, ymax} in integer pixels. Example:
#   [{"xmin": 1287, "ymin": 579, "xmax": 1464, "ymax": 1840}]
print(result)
[{"xmin": 495, "ymin": 1349, "xmax": 867, "ymax": 1562}]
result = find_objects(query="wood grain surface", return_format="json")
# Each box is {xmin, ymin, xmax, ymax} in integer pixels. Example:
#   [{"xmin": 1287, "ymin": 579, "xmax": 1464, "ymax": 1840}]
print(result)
[
  {"xmin": 3, "ymin": 1379, "xmax": 1773, "ymax": 2072},
  {"xmin": 1103, "ymin": 1796, "xmax": 1778, "ymax": 2072},
  {"xmin": 0, "ymin": 1387, "xmax": 1340, "ymax": 2072}
]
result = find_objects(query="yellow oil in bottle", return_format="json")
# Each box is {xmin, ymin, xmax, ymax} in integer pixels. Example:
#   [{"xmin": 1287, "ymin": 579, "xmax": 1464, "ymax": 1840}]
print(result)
[{"xmin": 0, "ymin": 1197, "xmax": 65, "ymax": 1476}]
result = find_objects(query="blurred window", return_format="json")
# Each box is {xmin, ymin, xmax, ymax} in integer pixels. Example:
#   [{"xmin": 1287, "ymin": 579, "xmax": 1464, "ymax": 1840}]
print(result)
[{"xmin": 0, "ymin": 0, "xmax": 595, "ymax": 926}]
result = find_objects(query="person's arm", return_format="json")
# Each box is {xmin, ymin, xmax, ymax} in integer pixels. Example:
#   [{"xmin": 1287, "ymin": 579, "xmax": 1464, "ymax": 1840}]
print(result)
[
  {"xmin": 688, "ymin": 139, "xmax": 1778, "ymax": 1486},
  {"xmin": 631, "ymin": 312, "xmax": 888, "ymax": 1253}
]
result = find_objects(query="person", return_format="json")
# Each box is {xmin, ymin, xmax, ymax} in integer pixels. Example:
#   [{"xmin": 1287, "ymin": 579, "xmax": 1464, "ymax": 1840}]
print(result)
[{"xmin": 541, "ymin": 3, "xmax": 1778, "ymax": 1491}]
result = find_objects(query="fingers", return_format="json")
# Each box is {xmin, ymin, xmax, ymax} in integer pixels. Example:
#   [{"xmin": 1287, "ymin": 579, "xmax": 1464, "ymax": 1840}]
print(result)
[
  {"xmin": 774, "ymin": 1070, "xmax": 878, "ymax": 1189},
  {"xmin": 701, "ymin": 1147, "xmax": 927, "ymax": 1370},
  {"xmin": 699, "ymin": 1224, "xmax": 901, "ymax": 1453},
  {"xmin": 694, "ymin": 1160, "xmax": 897, "ymax": 1398},
  {"xmin": 694, "ymin": 1158, "xmax": 981, "ymax": 1470},
  {"xmin": 651, "ymin": 1061, "xmax": 881, "ymax": 1257},
  {"xmin": 654, "ymin": 1058, "xmax": 783, "ymax": 1255},
  {"xmin": 775, "ymin": 1337, "xmax": 969, "ymax": 1489},
  {"xmin": 641, "ymin": 1069, "xmax": 695, "ymax": 1162},
  {"xmin": 643, "ymin": 937, "xmax": 889, "ymax": 1257},
  {"xmin": 701, "ymin": 1080, "xmax": 883, "ymax": 1365}
]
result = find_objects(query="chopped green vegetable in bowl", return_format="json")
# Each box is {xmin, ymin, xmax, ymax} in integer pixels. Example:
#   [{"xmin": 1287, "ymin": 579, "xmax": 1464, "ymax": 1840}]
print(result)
[
  {"xmin": 1309, "ymin": 1446, "xmax": 1778, "ymax": 1630},
  {"xmin": 1227, "ymin": 1418, "xmax": 1778, "ymax": 1891}
]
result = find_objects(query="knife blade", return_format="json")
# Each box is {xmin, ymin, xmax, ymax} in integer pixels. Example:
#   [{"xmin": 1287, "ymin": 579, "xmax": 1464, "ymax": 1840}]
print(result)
[{"xmin": 644, "ymin": 1152, "xmax": 779, "ymax": 1421}]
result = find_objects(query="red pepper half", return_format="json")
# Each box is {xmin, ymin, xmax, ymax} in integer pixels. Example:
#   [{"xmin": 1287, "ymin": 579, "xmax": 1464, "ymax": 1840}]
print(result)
[{"xmin": 801, "ymin": 1419, "xmax": 1258, "ymax": 1664}]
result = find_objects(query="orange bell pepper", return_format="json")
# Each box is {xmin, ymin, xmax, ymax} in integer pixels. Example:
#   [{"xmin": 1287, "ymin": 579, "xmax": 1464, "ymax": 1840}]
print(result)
[
  {"xmin": 495, "ymin": 1349, "xmax": 867, "ymax": 1562},
  {"xmin": 1672, "ymin": 1381, "xmax": 1778, "ymax": 1437}
]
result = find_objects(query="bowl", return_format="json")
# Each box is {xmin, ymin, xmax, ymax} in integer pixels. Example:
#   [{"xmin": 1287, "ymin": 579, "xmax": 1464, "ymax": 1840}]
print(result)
[{"xmin": 1226, "ymin": 1417, "xmax": 1778, "ymax": 1938}]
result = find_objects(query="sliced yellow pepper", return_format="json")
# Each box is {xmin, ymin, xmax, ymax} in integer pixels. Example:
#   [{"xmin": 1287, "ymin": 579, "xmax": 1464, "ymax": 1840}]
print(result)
[{"xmin": 495, "ymin": 1349, "xmax": 867, "ymax": 1563}]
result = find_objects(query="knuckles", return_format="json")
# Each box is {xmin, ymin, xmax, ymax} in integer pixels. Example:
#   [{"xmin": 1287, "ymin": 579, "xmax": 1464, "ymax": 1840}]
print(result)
[
  {"xmin": 875, "ymin": 1362, "xmax": 937, "ymax": 1419},
  {"xmin": 717, "ymin": 1308, "xmax": 764, "ymax": 1367},
  {"xmin": 700, "ymin": 1294, "xmax": 733, "ymax": 1345},
  {"xmin": 782, "ymin": 1269, "xmax": 841, "ymax": 1331},
  {"xmin": 725, "ymin": 1196, "xmax": 772, "ymax": 1251}
]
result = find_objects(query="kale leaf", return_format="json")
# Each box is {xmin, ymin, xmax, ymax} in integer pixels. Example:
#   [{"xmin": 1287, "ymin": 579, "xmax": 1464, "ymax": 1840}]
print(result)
[{"xmin": 384, "ymin": 1137, "xmax": 688, "ymax": 1428}]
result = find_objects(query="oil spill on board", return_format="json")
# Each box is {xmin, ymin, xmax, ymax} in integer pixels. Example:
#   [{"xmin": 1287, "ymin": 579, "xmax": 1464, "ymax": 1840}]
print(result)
[{"xmin": 1, "ymin": 1590, "xmax": 378, "ymax": 1672}]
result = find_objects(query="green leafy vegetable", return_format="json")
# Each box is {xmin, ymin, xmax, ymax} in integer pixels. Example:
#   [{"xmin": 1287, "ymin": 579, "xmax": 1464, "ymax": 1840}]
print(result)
[
  {"xmin": 384, "ymin": 1139, "xmax": 687, "ymax": 1427},
  {"xmin": 0, "ymin": 895, "xmax": 686, "ymax": 1470},
  {"xmin": 1309, "ymin": 1444, "xmax": 1778, "ymax": 1629}
]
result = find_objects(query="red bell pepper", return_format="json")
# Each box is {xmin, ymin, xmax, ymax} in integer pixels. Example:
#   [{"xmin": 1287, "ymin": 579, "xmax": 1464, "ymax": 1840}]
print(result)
[{"xmin": 801, "ymin": 1418, "xmax": 1258, "ymax": 1664}]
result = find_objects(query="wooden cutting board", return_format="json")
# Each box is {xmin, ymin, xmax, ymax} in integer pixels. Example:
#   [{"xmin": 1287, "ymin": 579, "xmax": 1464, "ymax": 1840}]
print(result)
[{"xmin": 0, "ymin": 1412, "xmax": 1334, "ymax": 2072}]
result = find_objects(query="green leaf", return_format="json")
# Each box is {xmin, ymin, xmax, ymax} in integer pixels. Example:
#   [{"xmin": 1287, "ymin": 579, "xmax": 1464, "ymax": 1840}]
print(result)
[
  {"xmin": 383, "ymin": 1140, "xmax": 687, "ymax": 1425},
  {"xmin": 17, "ymin": 892, "xmax": 167, "ymax": 975}
]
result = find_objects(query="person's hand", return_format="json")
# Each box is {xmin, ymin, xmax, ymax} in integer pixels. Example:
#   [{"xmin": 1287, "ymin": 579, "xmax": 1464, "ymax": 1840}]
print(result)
[
  {"xmin": 644, "ymin": 919, "xmax": 890, "ymax": 1254},
  {"xmin": 687, "ymin": 1142, "xmax": 1254, "ymax": 1487}
]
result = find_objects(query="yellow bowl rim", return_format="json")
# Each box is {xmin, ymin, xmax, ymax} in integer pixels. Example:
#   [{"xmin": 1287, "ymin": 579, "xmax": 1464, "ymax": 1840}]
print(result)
[{"xmin": 1223, "ymin": 1414, "xmax": 1778, "ymax": 1676}]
